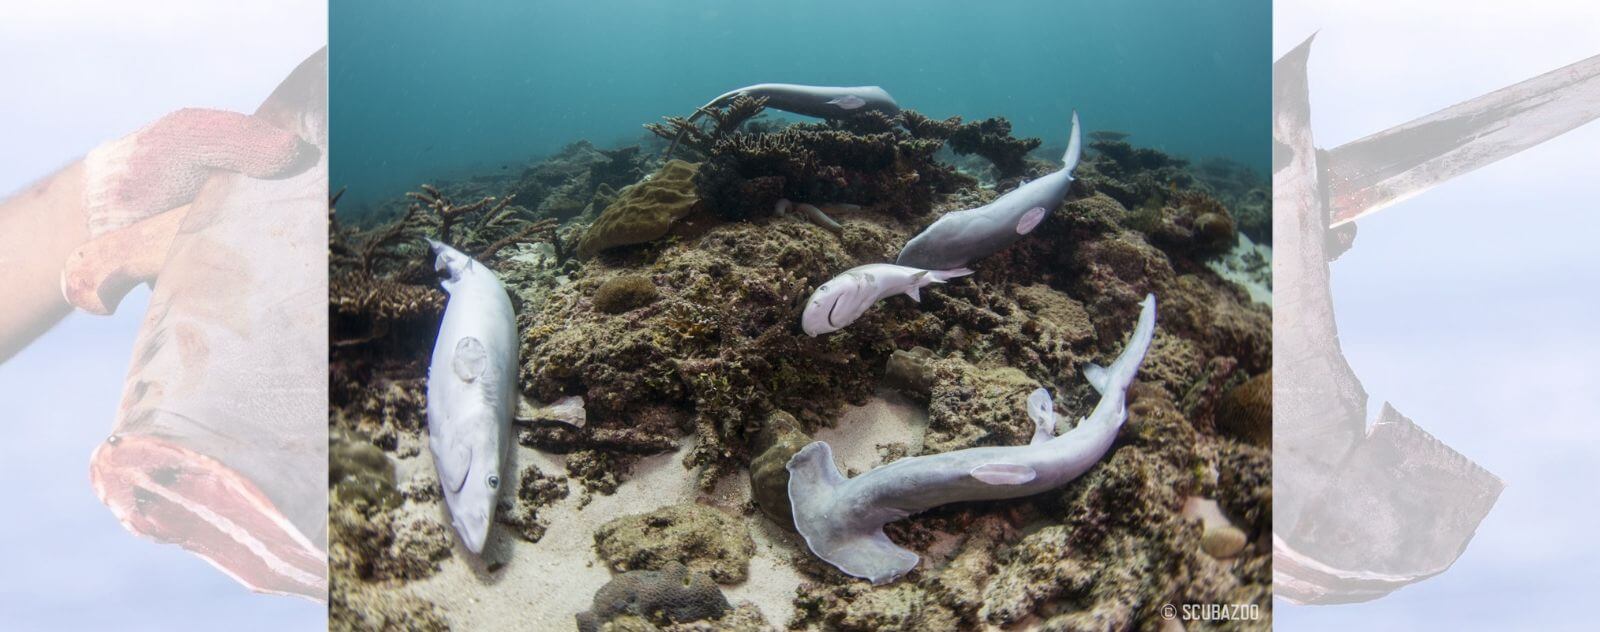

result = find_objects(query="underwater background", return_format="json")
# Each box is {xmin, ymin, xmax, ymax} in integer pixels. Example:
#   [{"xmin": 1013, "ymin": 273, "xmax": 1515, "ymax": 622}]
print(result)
[
  {"xmin": 331, "ymin": 0, "xmax": 1270, "ymax": 214},
  {"xmin": 329, "ymin": 0, "xmax": 1273, "ymax": 628}
]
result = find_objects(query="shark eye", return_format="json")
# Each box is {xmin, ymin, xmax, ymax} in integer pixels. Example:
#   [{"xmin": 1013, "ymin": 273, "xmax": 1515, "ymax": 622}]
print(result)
[{"xmin": 486, "ymin": 474, "xmax": 500, "ymax": 490}]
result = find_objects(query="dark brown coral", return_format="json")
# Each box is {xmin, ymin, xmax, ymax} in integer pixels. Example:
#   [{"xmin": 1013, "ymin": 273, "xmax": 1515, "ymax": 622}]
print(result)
[
  {"xmin": 647, "ymin": 94, "xmax": 770, "ymax": 158},
  {"xmin": 693, "ymin": 110, "xmax": 975, "ymax": 221},
  {"xmin": 947, "ymin": 116, "xmax": 1043, "ymax": 179}
]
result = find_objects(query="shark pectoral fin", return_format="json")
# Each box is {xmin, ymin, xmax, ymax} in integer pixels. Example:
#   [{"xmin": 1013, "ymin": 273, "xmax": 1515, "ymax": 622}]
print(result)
[
  {"xmin": 1083, "ymin": 363, "xmax": 1109, "ymax": 394},
  {"xmin": 970, "ymin": 463, "xmax": 1038, "ymax": 485},
  {"xmin": 437, "ymin": 442, "xmax": 471, "ymax": 493},
  {"xmin": 452, "ymin": 336, "xmax": 488, "ymax": 382},
  {"xmin": 1016, "ymin": 207, "xmax": 1048, "ymax": 234}
]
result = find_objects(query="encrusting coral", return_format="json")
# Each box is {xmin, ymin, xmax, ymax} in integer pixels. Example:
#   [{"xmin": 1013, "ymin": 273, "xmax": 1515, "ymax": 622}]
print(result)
[{"xmin": 576, "ymin": 160, "xmax": 704, "ymax": 258}]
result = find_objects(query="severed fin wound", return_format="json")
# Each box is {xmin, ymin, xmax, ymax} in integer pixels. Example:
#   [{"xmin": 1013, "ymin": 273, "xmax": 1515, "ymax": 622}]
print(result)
[
  {"xmin": 970, "ymin": 462, "xmax": 1037, "ymax": 485},
  {"xmin": 1083, "ymin": 363, "xmax": 1109, "ymax": 394},
  {"xmin": 452, "ymin": 336, "xmax": 488, "ymax": 382},
  {"xmin": 1017, "ymin": 206, "xmax": 1048, "ymax": 234}
]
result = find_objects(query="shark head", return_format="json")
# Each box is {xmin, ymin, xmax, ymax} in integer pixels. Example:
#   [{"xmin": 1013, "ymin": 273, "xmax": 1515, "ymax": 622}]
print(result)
[
  {"xmin": 433, "ymin": 406, "xmax": 505, "ymax": 555},
  {"xmin": 801, "ymin": 271, "xmax": 877, "ymax": 337}
]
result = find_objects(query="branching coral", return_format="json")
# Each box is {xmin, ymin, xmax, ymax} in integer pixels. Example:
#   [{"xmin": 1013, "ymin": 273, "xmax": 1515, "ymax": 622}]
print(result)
[
  {"xmin": 947, "ymin": 116, "xmax": 1043, "ymax": 179},
  {"xmin": 693, "ymin": 109, "xmax": 977, "ymax": 221},
  {"xmin": 646, "ymin": 95, "xmax": 770, "ymax": 158}
]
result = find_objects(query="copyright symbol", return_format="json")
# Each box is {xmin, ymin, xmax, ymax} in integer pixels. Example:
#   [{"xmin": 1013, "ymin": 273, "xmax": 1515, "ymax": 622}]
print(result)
[{"xmin": 1161, "ymin": 604, "xmax": 1177, "ymax": 620}]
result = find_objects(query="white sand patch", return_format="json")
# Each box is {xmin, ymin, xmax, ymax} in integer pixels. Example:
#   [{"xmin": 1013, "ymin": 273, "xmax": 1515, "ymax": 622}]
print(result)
[{"xmin": 1207, "ymin": 232, "xmax": 1273, "ymax": 306}]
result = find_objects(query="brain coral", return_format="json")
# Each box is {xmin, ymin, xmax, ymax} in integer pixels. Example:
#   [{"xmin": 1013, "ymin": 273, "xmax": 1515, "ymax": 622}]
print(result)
[
  {"xmin": 576, "ymin": 160, "xmax": 702, "ymax": 258},
  {"xmin": 574, "ymin": 562, "xmax": 730, "ymax": 632}
]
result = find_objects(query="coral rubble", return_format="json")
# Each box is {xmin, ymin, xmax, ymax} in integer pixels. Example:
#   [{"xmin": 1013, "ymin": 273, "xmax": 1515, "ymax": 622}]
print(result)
[{"xmin": 593, "ymin": 504, "xmax": 756, "ymax": 584}]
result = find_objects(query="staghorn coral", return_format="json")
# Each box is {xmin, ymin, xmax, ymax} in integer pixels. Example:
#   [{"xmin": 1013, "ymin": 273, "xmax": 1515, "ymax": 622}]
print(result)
[
  {"xmin": 576, "ymin": 160, "xmax": 704, "ymax": 258},
  {"xmin": 947, "ymin": 116, "xmax": 1044, "ymax": 180},
  {"xmin": 646, "ymin": 94, "xmax": 771, "ymax": 158}
]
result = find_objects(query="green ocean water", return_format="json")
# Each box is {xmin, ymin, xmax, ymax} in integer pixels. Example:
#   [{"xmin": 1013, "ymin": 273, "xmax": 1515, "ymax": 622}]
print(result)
[{"xmin": 331, "ymin": 0, "xmax": 1270, "ymax": 214}]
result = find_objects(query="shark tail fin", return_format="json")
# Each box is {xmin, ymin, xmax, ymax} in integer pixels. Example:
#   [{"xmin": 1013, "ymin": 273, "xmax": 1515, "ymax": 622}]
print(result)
[
  {"xmin": 1108, "ymin": 294, "xmax": 1157, "ymax": 387},
  {"xmin": 1063, "ymin": 111, "xmax": 1082, "ymax": 174},
  {"xmin": 663, "ymin": 90, "xmax": 742, "ymax": 159},
  {"xmin": 787, "ymin": 442, "xmax": 920, "ymax": 585}
]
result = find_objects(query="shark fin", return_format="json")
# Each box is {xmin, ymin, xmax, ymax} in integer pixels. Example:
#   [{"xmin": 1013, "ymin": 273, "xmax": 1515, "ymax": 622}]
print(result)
[
  {"xmin": 970, "ymin": 463, "xmax": 1038, "ymax": 485},
  {"xmin": 1084, "ymin": 363, "xmax": 1109, "ymax": 394},
  {"xmin": 437, "ymin": 442, "xmax": 471, "ymax": 493},
  {"xmin": 906, "ymin": 286, "xmax": 922, "ymax": 302},
  {"xmin": 1062, "ymin": 110, "xmax": 1082, "ymax": 173}
]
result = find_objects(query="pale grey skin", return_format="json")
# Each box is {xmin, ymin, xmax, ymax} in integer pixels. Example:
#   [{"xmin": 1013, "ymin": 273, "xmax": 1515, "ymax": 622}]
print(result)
[
  {"xmin": 787, "ymin": 293, "xmax": 1156, "ymax": 585},
  {"xmin": 425, "ymin": 240, "xmax": 518, "ymax": 555},
  {"xmin": 800, "ymin": 263, "xmax": 972, "ymax": 337},
  {"xmin": 896, "ymin": 112, "xmax": 1083, "ymax": 270},
  {"xmin": 698, "ymin": 83, "xmax": 900, "ymax": 120}
]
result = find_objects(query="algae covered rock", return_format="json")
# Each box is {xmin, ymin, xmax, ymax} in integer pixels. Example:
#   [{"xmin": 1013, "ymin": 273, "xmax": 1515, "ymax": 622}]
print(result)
[
  {"xmin": 924, "ymin": 359, "xmax": 1042, "ymax": 453},
  {"xmin": 330, "ymin": 430, "xmax": 400, "ymax": 511},
  {"xmin": 574, "ymin": 562, "xmax": 731, "ymax": 632},
  {"xmin": 593, "ymin": 274, "xmax": 660, "ymax": 314},
  {"xmin": 748, "ymin": 411, "xmax": 812, "ymax": 530},
  {"xmin": 593, "ymin": 503, "xmax": 755, "ymax": 584},
  {"xmin": 577, "ymin": 160, "xmax": 702, "ymax": 258},
  {"xmin": 495, "ymin": 464, "xmax": 570, "ymax": 543},
  {"xmin": 1217, "ymin": 371, "xmax": 1271, "ymax": 446}
]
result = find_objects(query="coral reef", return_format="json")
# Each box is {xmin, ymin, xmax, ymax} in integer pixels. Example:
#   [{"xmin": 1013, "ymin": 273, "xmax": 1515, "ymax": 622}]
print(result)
[
  {"xmin": 947, "ymin": 116, "xmax": 1043, "ymax": 180},
  {"xmin": 747, "ymin": 410, "xmax": 812, "ymax": 530},
  {"xmin": 692, "ymin": 109, "xmax": 983, "ymax": 221},
  {"xmin": 496, "ymin": 464, "xmax": 570, "ymax": 543},
  {"xmin": 576, "ymin": 160, "xmax": 704, "ymax": 258},
  {"xmin": 592, "ymin": 275, "xmax": 660, "ymax": 314},
  {"xmin": 575, "ymin": 562, "xmax": 732, "ymax": 632},
  {"xmin": 329, "ymin": 113, "xmax": 1271, "ymax": 629},
  {"xmin": 1217, "ymin": 371, "xmax": 1272, "ymax": 447},
  {"xmin": 646, "ymin": 94, "xmax": 772, "ymax": 158},
  {"xmin": 592, "ymin": 504, "xmax": 756, "ymax": 584},
  {"xmin": 1124, "ymin": 188, "xmax": 1240, "ymax": 259}
]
